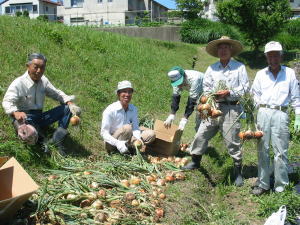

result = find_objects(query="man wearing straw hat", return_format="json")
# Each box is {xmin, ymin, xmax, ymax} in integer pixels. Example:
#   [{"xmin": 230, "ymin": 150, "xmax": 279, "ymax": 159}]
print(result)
[
  {"xmin": 183, "ymin": 36, "xmax": 249, "ymax": 187},
  {"xmin": 251, "ymin": 41, "xmax": 300, "ymax": 195},
  {"xmin": 101, "ymin": 80, "xmax": 156, "ymax": 154}
]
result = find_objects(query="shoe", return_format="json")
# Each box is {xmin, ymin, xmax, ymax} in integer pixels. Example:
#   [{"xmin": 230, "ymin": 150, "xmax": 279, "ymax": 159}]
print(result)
[
  {"xmin": 251, "ymin": 186, "xmax": 269, "ymax": 196},
  {"xmin": 234, "ymin": 165, "xmax": 244, "ymax": 187},
  {"xmin": 182, "ymin": 155, "xmax": 202, "ymax": 170}
]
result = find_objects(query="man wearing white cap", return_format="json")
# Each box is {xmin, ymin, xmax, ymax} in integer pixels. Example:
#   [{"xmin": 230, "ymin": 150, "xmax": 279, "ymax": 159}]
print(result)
[
  {"xmin": 101, "ymin": 80, "xmax": 156, "ymax": 154},
  {"xmin": 2, "ymin": 53, "xmax": 81, "ymax": 155},
  {"xmin": 251, "ymin": 41, "xmax": 300, "ymax": 195},
  {"xmin": 183, "ymin": 36, "xmax": 249, "ymax": 187},
  {"xmin": 164, "ymin": 66, "xmax": 204, "ymax": 131}
]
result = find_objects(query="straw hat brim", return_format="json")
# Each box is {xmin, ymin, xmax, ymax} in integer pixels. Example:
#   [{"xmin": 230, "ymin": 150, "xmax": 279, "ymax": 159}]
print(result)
[{"xmin": 206, "ymin": 39, "xmax": 243, "ymax": 58}]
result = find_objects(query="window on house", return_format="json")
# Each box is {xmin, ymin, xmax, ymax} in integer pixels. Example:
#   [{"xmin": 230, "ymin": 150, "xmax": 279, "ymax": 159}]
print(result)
[
  {"xmin": 70, "ymin": 17, "xmax": 85, "ymax": 23},
  {"xmin": 108, "ymin": 0, "xmax": 113, "ymax": 2},
  {"xmin": 5, "ymin": 7, "xmax": 10, "ymax": 14},
  {"xmin": 71, "ymin": 0, "xmax": 84, "ymax": 7},
  {"xmin": 97, "ymin": 0, "xmax": 103, "ymax": 3},
  {"xmin": 290, "ymin": 0, "xmax": 294, "ymax": 2},
  {"xmin": 45, "ymin": 6, "xmax": 48, "ymax": 12},
  {"xmin": 16, "ymin": 6, "xmax": 21, "ymax": 11},
  {"xmin": 33, "ymin": 5, "xmax": 37, "ymax": 12}
]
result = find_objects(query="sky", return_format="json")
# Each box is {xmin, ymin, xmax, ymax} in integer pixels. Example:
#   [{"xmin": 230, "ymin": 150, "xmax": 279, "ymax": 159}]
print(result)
[{"xmin": 155, "ymin": 0, "xmax": 177, "ymax": 9}]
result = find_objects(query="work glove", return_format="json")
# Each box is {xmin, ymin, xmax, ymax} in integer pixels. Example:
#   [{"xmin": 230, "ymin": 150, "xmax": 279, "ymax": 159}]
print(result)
[
  {"xmin": 164, "ymin": 114, "xmax": 175, "ymax": 128},
  {"xmin": 294, "ymin": 114, "xmax": 300, "ymax": 132},
  {"xmin": 69, "ymin": 103, "xmax": 81, "ymax": 116},
  {"xmin": 178, "ymin": 118, "xmax": 188, "ymax": 130},
  {"xmin": 116, "ymin": 140, "xmax": 129, "ymax": 154}
]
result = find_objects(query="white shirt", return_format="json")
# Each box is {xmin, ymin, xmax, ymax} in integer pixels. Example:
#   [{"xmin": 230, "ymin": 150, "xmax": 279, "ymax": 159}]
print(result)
[
  {"xmin": 251, "ymin": 66, "xmax": 300, "ymax": 114},
  {"xmin": 2, "ymin": 71, "xmax": 73, "ymax": 114},
  {"xmin": 204, "ymin": 59, "xmax": 250, "ymax": 101},
  {"xmin": 101, "ymin": 101, "xmax": 141, "ymax": 146},
  {"xmin": 173, "ymin": 70, "xmax": 204, "ymax": 99}
]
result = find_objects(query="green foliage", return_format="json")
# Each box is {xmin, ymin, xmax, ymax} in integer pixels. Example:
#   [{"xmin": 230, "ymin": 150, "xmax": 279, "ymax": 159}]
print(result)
[
  {"xmin": 180, "ymin": 18, "xmax": 242, "ymax": 44},
  {"xmin": 22, "ymin": 10, "xmax": 29, "ymax": 18},
  {"xmin": 216, "ymin": 0, "xmax": 292, "ymax": 49},
  {"xmin": 255, "ymin": 187, "xmax": 300, "ymax": 224},
  {"xmin": 15, "ymin": 11, "xmax": 22, "ymax": 17},
  {"xmin": 37, "ymin": 15, "xmax": 48, "ymax": 22},
  {"xmin": 176, "ymin": 0, "xmax": 205, "ymax": 20},
  {"xmin": 274, "ymin": 19, "xmax": 300, "ymax": 50}
]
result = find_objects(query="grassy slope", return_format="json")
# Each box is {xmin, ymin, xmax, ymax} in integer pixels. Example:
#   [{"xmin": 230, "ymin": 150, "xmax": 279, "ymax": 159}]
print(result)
[
  {"xmin": 0, "ymin": 16, "xmax": 299, "ymax": 224},
  {"xmin": 0, "ymin": 16, "xmax": 196, "ymax": 166}
]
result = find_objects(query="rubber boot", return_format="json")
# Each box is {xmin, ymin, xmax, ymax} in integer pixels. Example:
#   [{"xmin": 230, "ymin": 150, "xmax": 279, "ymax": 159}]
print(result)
[
  {"xmin": 234, "ymin": 165, "xmax": 244, "ymax": 187},
  {"xmin": 50, "ymin": 127, "xmax": 68, "ymax": 156},
  {"xmin": 182, "ymin": 155, "xmax": 202, "ymax": 170}
]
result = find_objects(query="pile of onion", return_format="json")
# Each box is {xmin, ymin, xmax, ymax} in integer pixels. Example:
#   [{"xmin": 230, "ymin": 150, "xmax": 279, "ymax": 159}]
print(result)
[{"xmin": 239, "ymin": 130, "xmax": 264, "ymax": 140}]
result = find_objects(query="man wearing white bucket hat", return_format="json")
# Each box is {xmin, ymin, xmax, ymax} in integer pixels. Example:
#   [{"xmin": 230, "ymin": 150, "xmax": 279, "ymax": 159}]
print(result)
[
  {"xmin": 2, "ymin": 53, "xmax": 81, "ymax": 155},
  {"xmin": 164, "ymin": 66, "xmax": 204, "ymax": 131},
  {"xmin": 101, "ymin": 80, "xmax": 156, "ymax": 154},
  {"xmin": 251, "ymin": 41, "xmax": 300, "ymax": 195},
  {"xmin": 183, "ymin": 36, "xmax": 249, "ymax": 187}
]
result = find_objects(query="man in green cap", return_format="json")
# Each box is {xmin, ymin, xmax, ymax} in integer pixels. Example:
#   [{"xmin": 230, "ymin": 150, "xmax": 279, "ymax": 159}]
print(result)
[{"xmin": 164, "ymin": 66, "xmax": 204, "ymax": 131}]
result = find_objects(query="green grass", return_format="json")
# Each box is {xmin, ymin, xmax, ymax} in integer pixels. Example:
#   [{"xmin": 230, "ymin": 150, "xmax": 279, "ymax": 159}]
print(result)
[{"xmin": 0, "ymin": 16, "xmax": 299, "ymax": 224}]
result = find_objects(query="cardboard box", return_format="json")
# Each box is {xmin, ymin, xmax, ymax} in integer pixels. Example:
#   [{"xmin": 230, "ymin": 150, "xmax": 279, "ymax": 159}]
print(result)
[
  {"xmin": 0, "ymin": 157, "xmax": 39, "ymax": 221},
  {"xmin": 146, "ymin": 120, "xmax": 183, "ymax": 156}
]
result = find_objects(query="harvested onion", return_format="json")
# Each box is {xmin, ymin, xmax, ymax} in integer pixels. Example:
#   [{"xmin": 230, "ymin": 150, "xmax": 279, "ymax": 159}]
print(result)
[
  {"xmin": 70, "ymin": 115, "xmax": 80, "ymax": 126},
  {"xmin": 91, "ymin": 199, "xmax": 103, "ymax": 209}
]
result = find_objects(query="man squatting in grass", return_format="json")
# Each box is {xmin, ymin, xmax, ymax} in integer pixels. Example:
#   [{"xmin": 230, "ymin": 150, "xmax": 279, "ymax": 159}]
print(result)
[
  {"xmin": 183, "ymin": 36, "xmax": 250, "ymax": 187},
  {"xmin": 2, "ymin": 53, "xmax": 81, "ymax": 156},
  {"xmin": 164, "ymin": 66, "xmax": 204, "ymax": 131},
  {"xmin": 101, "ymin": 80, "xmax": 156, "ymax": 154},
  {"xmin": 251, "ymin": 41, "xmax": 300, "ymax": 195}
]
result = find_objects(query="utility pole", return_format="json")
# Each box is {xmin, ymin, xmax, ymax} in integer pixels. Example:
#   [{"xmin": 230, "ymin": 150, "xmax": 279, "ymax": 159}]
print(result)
[{"xmin": 150, "ymin": 0, "xmax": 153, "ymax": 22}]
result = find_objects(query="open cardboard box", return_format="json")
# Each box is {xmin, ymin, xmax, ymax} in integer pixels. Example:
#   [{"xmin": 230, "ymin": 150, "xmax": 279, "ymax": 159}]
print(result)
[
  {"xmin": 145, "ymin": 119, "xmax": 183, "ymax": 156},
  {"xmin": 0, "ymin": 157, "xmax": 39, "ymax": 221}
]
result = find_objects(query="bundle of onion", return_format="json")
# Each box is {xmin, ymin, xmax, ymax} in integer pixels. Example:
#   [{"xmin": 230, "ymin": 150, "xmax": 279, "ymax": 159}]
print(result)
[
  {"xmin": 239, "ymin": 130, "xmax": 264, "ymax": 140},
  {"xmin": 197, "ymin": 103, "xmax": 212, "ymax": 119}
]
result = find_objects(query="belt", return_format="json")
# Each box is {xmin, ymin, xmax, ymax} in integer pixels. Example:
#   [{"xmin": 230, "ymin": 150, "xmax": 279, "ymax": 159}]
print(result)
[
  {"xmin": 259, "ymin": 104, "xmax": 288, "ymax": 112},
  {"xmin": 218, "ymin": 101, "xmax": 239, "ymax": 105}
]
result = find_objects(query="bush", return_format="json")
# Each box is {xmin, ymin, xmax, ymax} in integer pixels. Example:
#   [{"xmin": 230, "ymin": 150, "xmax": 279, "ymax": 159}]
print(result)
[
  {"xmin": 15, "ymin": 11, "xmax": 22, "ymax": 17},
  {"xmin": 285, "ymin": 18, "xmax": 300, "ymax": 36},
  {"xmin": 23, "ymin": 10, "xmax": 29, "ymax": 18},
  {"xmin": 37, "ymin": 15, "xmax": 48, "ymax": 22},
  {"xmin": 180, "ymin": 18, "xmax": 242, "ymax": 44},
  {"xmin": 274, "ymin": 32, "xmax": 300, "ymax": 50}
]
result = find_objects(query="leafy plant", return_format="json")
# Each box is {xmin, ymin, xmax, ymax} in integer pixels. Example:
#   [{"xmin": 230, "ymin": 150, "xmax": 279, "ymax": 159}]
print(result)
[{"xmin": 216, "ymin": 0, "xmax": 292, "ymax": 49}]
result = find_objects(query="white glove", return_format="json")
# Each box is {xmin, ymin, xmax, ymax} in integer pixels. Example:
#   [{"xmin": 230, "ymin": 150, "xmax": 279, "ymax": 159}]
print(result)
[
  {"xmin": 69, "ymin": 103, "xmax": 81, "ymax": 116},
  {"xmin": 116, "ymin": 140, "xmax": 129, "ymax": 154},
  {"xmin": 164, "ymin": 114, "xmax": 175, "ymax": 128},
  {"xmin": 178, "ymin": 118, "xmax": 188, "ymax": 130}
]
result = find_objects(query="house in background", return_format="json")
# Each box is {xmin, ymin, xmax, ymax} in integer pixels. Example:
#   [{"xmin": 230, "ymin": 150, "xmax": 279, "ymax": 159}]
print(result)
[
  {"xmin": 0, "ymin": 0, "xmax": 60, "ymax": 21},
  {"xmin": 290, "ymin": 0, "xmax": 300, "ymax": 18},
  {"xmin": 57, "ymin": 0, "xmax": 168, "ymax": 26}
]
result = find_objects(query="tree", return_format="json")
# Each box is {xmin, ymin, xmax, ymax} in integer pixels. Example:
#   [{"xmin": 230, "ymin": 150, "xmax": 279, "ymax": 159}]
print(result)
[
  {"xmin": 176, "ymin": 0, "xmax": 205, "ymax": 20},
  {"xmin": 216, "ymin": 0, "xmax": 292, "ymax": 49}
]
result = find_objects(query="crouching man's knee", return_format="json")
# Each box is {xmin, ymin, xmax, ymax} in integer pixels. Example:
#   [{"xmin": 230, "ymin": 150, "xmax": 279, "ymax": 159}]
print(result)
[{"xmin": 141, "ymin": 130, "xmax": 156, "ymax": 145}]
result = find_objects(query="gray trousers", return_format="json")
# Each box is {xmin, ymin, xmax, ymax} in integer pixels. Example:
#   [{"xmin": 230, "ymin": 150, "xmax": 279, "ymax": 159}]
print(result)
[
  {"xmin": 105, "ymin": 124, "xmax": 156, "ymax": 153},
  {"xmin": 257, "ymin": 108, "xmax": 289, "ymax": 192},
  {"xmin": 190, "ymin": 104, "xmax": 242, "ymax": 165}
]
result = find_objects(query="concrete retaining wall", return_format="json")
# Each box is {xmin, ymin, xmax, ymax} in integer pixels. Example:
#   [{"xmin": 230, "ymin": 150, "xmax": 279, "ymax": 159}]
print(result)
[{"xmin": 95, "ymin": 26, "xmax": 182, "ymax": 42}]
